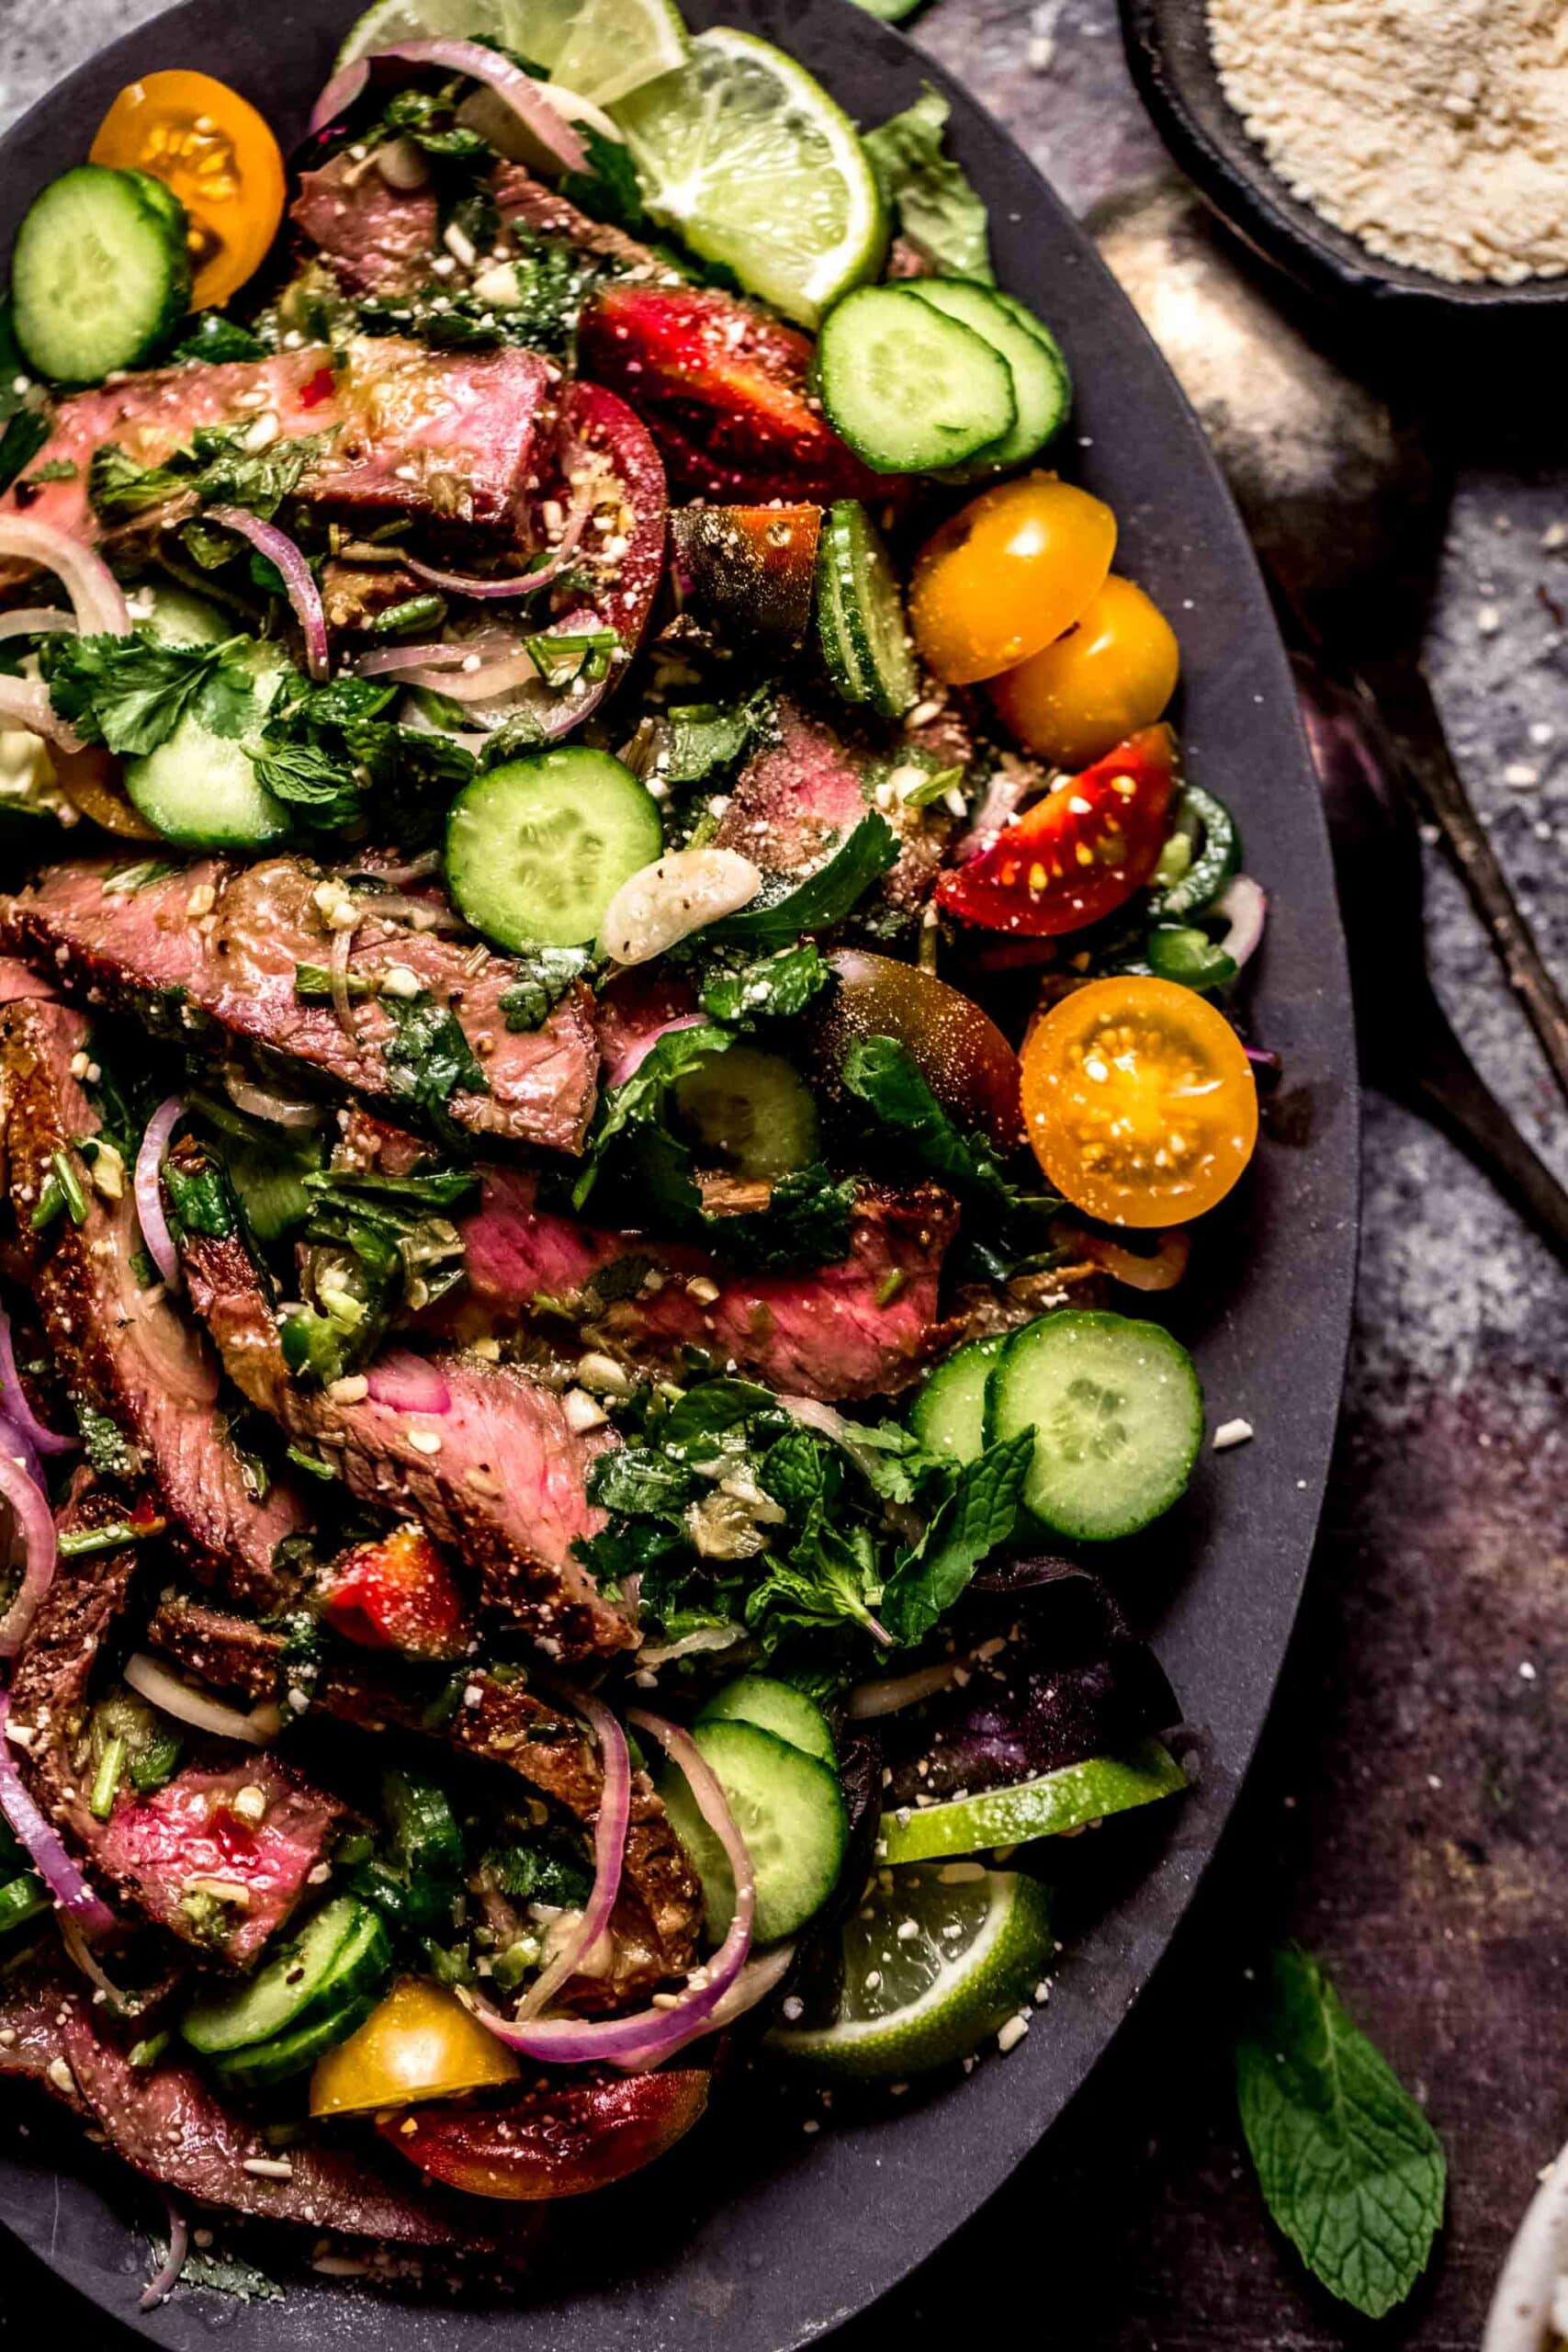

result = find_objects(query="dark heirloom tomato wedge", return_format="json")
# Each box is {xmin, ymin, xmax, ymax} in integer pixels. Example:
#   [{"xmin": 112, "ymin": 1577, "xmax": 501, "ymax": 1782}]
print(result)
[
  {"xmin": 671, "ymin": 503, "xmax": 822, "ymax": 649},
  {"xmin": 810, "ymin": 949, "xmax": 1022, "ymax": 1153},
  {"xmin": 561, "ymin": 381, "xmax": 669, "ymax": 664},
  {"xmin": 320, "ymin": 1525, "xmax": 472, "ymax": 1663},
  {"xmin": 579, "ymin": 284, "xmax": 891, "ymax": 505},
  {"xmin": 379, "ymin": 2069, "xmax": 712, "ymax": 2201},
  {"xmin": 937, "ymin": 726, "xmax": 1177, "ymax": 937}
]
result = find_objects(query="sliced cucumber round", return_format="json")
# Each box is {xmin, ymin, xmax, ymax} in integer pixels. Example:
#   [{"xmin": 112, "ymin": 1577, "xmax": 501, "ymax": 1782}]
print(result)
[
  {"xmin": 697, "ymin": 1675, "xmax": 836, "ymax": 1767},
  {"xmin": 11, "ymin": 165, "xmax": 191, "ymax": 385},
  {"xmin": 987, "ymin": 1310, "xmax": 1203, "ymax": 1543},
  {"xmin": 136, "ymin": 583, "xmax": 231, "ymax": 649},
  {"xmin": 672, "ymin": 1046, "xmax": 818, "ymax": 1183},
  {"xmin": 816, "ymin": 500, "xmax": 918, "ymax": 719},
  {"xmin": 208, "ymin": 1982, "xmax": 382, "ymax": 2093},
  {"xmin": 813, "ymin": 285, "xmax": 1016, "ymax": 476},
  {"xmin": 660, "ymin": 1718, "xmax": 847, "ymax": 1946},
  {"xmin": 182, "ymin": 1894, "xmax": 387, "ymax": 2056},
  {"xmin": 445, "ymin": 749, "xmax": 663, "ymax": 952},
  {"xmin": 908, "ymin": 1333, "xmax": 1007, "ymax": 1466},
  {"xmin": 125, "ymin": 652, "xmax": 291, "ymax": 850},
  {"xmin": 905, "ymin": 279, "xmax": 1071, "ymax": 477}
]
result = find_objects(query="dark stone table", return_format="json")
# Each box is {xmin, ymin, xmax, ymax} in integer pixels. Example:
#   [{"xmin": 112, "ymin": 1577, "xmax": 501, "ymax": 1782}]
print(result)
[{"xmin": 0, "ymin": 1, "xmax": 1562, "ymax": 2344}]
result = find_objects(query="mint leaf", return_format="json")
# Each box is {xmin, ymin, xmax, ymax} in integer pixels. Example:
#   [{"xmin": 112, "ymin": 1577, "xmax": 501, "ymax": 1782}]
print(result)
[
  {"xmin": 703, "ymin": 815, "xmax": 897, "ymax": 951},
  {"xmin": 841, "ymin": 1034, "xmax": 1017, "ymax": 1210},
  {"xmin": 498, "ymin": 946, "xmax": 593, "ymax": 1032},
  {"xmin": 882, "ymin": 1430, "xmax": 1033, "ymax": 1645},
  {"xmin": 571, "ymin": 1022, "xmax": 731, "ymax": 1212},
  {"xmin": 1235, "ymin": 1947, "xmax": 1445, "ymax": 2318},
  {"xmin": 699, "ymin": 942, "xmax": 830, "ymax": 1025},
  {"xmin": 864, "ymin": 88, "xmax": 994, "ymax": 283}
]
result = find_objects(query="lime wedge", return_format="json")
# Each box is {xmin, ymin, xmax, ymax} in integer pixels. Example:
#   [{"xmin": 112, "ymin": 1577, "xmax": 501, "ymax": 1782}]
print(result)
[
  {"xmin": 770, "ymin": 1863, "xmax": 1053, "ymax": 2080},
  {"xmin": 880, "ymin": 1738, "xmax": 1189, "ymax": 1867},
  {"xmin": 612, "ymin": 28, "xmax": 886, "ymax": 326},
  {"xmin": 335, "ymin": 0, "xmax": 689, "ymax": 109}
]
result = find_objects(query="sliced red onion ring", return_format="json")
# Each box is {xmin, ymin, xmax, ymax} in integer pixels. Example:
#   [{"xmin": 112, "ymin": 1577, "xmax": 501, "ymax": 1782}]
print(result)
[
  {"xmin": 956, "ymin": 754, "xmax": 1043, "ymax": 861},
  {"xmin": 1213, "ymin": 874, "xmax": 1267, "ymax": 970},
  {"xmin": 1055, "ymin": 1221, "xmax": 1191, "ymax": 1294},
  {"xmin": 206, "ymin": 507, "xmax": 330, "ymax": 681},
  {"xmin": 0, "ymin": 674, "xmax": 84, "ymax": 752},
  {"xmin": 406, "ymin": 486, "xmax": 593, "ymax": 604},
  {"xmin": 223, "ymin": 1073, "xmax": 324, "ymax": 1130},
  {"xmin": 605, "ymin": 1012, "xmax": 708, "ymax": 1091},
  {"xmin": 61, "ymin": 1910, "xmax": 130, "ymax": 2007},
  {"xmin": 329, "ymin": 922, "xmax": 357, "ymax": 1042},
  {"xmin": 467, "ymin": 1709, "xmax": 755, "ymax": 2068},
  {"xmin": 0, "ymin": 1433, "xmax": 54, "ymax": 1656},
  {"xmin": 0, "ymin": 519, "xmax": 130, "ymax": 637},
  {"xmin": 140, "ymin": 2200, "xmax": 189, "ymax": 2312},
  {"xmin": 365, "ymin": 1351, "xmax": 452, "ymax": 1416},
  {"xmin": 122, "ymin": 1653, "xmax": 282, "ymax": 1747},
  {"xmin": 0, "ymin": 607, "xmax": 76, "ymax": 642},
  {"xmin": 0, "ymin": 1305, "xmax": 75, "ymax": 1458},
  {"xmin": 0, "ymin": 1690, "xmax": 116, "ymax": 1931},
  {"xmin": 309, "ymin": 40, "xmax": 588, "ymax": 172},
  {"xmin": 637, "ymin": 1623, "xmax": 744, "ymax": 1671},
  {"xmin": 134, "ymin": 1096, "xmax": 186, "ymax": 1292},
  {"xmin": 400, "ymin": 605, "xmax": 604, "ymax": 705},
  {"xmin": 515, "ymin": 1690, "xmax": 630, "ymax": 2019}
]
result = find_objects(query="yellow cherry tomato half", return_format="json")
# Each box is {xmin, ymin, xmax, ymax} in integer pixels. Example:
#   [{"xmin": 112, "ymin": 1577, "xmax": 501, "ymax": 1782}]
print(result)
[
  {"xmin": 310, "ymin": 1978, "xmax": 520, "ymax": 2120},
  {"xmin": 909, "ymin": 475, "xmax": 1117, "ymax": 687},
  {"xmin": 989, "ymin": 574, "xmax": 1180, "ymax": 770},
  {"xmin": 1021, "ymin": 975, "xmax": 1258, "ymax": 1227},
  {"xmin": 90, "ymin": 72, "xmax": 286, "ymax": 311}
]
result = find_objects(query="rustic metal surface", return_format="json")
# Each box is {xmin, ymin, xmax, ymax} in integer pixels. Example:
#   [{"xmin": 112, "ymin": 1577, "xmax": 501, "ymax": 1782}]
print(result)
[{"xmin": 0, "ymin": 0, "xmax": 1563, "ymax": 2346}]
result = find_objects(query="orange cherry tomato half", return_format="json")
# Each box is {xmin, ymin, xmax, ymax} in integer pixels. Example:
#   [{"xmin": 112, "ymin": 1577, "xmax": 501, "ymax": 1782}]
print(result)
[
  {"xmin": 1021, "ymin": 975, "xmax": 1258, "ymax": 1227},
  {"xmin": 90, "ymin": 72, "xmax": 286, "ymax": 311},
  {"xmin": 379, "ymin": 2067, "xmax": 712, "ymax": 2200},
  {"xmin": 908, "ymin": 475, "xmax": 1117, "ymax": 686},
  {"xmin": 989, "ymin": 575, "xmax": 1180, "ymax": 770},
  {"xmin": 937, "ymin": 725, "xmax": 1177, "ymax": 938},
  {"xmin": 310, "ymin": 1978, "xmax": 519, "ymax": 2120}
]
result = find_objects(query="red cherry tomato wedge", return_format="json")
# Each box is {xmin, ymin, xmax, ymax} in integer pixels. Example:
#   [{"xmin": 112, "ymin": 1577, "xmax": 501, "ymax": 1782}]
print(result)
[
  {"xmin": 319, "ymin": 1525, "xmax": 472, "ymax": 1663},
  {"xmin": 379, "ymin": 2068, "xmax": 712, "ymax": 2201},
  {"xmin": 936, "ymin": 725, "xmax": 1177, "ymax": 938}
]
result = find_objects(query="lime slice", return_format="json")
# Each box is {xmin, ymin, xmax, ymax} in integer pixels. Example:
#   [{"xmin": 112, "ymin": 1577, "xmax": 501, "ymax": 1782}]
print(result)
[
  {"xmin": 880, "ymin": 1738, "xmax": 1189, "ymax": 1867},
  {"xmin": 612, "ymin": 28, "xmax": 886, "ymax": 327},
  {"xmin": 770, "ymin": 1863, "xmax": 1053, "ymax": 2080},
  {"xmin": 335, "ymin": 0, "xmax": 689, "ymax": 108}
]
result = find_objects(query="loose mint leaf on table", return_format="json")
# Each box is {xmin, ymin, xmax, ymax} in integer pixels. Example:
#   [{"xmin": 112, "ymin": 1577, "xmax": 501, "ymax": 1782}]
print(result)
[
  {"xmin": 864, "ymin": 87, "xmax": 994, "ymax": 284},
  {"xmin": 1235, "ymin": 1946, "xmax": 1446, "ymax": 2318}
]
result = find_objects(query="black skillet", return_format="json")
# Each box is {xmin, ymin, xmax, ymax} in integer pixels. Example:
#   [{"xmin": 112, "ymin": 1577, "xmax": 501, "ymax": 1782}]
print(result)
[{"xmin": 0, "ymin": 1, "xmax": 1359, "ymax": 2344}]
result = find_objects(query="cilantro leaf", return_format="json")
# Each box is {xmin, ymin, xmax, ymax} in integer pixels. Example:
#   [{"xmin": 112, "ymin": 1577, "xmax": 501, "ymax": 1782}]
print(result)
[
  {"xmin": 169, "ymin": 315, "xmax": 267, "ymax": 366},
  {"xmin": 40, "ymin": 633, "xmax": 259, "ymax": 758},
  {"xmin": 699, "ymin": 943, "xmax": 831, "ymax": 1025},
  {"xmin": 572, "ymin": 1023, "xmax": 731, "ymax": 1212},
  {"xmin": 0, "ymin": 407, "xmax": 51, "ymax": 500},
  {"xmin": 702, "ymin": 815, "xmax": 898, "ymax": 952},
  {"xmin": 382, "ymin": 994, "xmax": 489, "ymax": 1141},
  {"xmin": 842, "ymin": 1035, "xmax": 1017, "ymax": 1210},
  {"xmin": 881, "ymin": 1430, "xmax": 1033, "ymax": 1645},
  {"xmin": 89, "ymin": 424, "xmax": 335, "ymax": 526},
  {"xmin": 250, "ymin": 737, "xmax": 362, "ymax": 827},
  {"xmin": 1235, "ymin": 1948, "xmax": 1445, "ymax": 2318},
  {"xmin": 865, "ymin": 88, "xmax": 995, "ymax": 283}
]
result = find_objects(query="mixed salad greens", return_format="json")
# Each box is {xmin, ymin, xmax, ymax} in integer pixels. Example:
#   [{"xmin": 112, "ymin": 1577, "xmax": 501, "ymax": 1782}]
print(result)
[{"xmin": 0, "ymin": 0, "xmax": 1272, "ymax": 2283}]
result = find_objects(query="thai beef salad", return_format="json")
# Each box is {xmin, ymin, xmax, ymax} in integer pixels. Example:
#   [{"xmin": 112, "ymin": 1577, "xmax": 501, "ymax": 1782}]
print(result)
[{"xmin": 0, "ymin": 0, "xmax": 1268, "ymax": 2288}]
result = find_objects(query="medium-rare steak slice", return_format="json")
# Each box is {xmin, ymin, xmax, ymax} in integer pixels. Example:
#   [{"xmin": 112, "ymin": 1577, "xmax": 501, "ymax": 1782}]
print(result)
[
  {"xmin": 0, "ymin": 999, "xmax": 308, "ymax": 1604},
  {"xmin": 715, "ymin": 696, "xmax": 945, "ymax": 915},
  {"xmin": 0, "ymin": 1969, "xmax": 89, "ymax": 2109},
  {"xmin": 0, "ymin": 858, "xmax": 600, "ymax": 1156},
  {"xmin": 6, "ymin": 1487, "xmax": 341, "ymax": 1965},
  {"xmin": 437, "ymin": 1166, "xmax": 959, "ymax": 1402},
  {"xmin": 169, "ymin": 1152, "xmax": 632, "ymax": 1660},
  {"xmin": 147, "ymin": 1594, "xmax": 703, "ymax": 2000}
]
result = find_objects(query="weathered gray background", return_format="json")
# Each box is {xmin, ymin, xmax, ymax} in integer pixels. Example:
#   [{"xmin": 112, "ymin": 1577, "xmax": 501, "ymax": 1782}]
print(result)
[{"xmin": 0, "ymin": 0, "xmax": 1562, "ymax": 2344}]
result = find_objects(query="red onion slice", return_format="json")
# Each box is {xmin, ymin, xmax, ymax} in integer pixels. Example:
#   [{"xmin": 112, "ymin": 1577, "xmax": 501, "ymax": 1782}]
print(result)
[
  {"xmin": 605, "ymin": 1012, "xmax": 708, "ymax": 1091},
  {"xmin": 0, "ymin": 519, "xmax": 130, "ymax": 637},
  {"xmin": 122, "ymin": 1653, "xmax": 282, "ymax": 1747},
  {"xmin": 0, "ymin": 1433, "xmax": 55, "ymax": 1656},
  {"xmin": 134, "ymin": 1096, "xmax": 186, "ymax": 1292},
  {"xmin": 467, "ymin": 1709, "xmax": 755, "ymax": 2068},
  {"xmin": 206, "ymin": 507, "xmax": 330, "ymax": 682},
  {"xmin": 406, "ymin": 488, "xmax": 593, "ymax": 604},
  {"xmin": 400, "ymin": 605, "xmax": 604, "ymax": 704},
  {"xmin": 1213, "ymin": 874, "xmax": 1267, "ymax": 970},
  {"xmin": 309, "ymin": 40, "xmax": 588, "ymax": 171},
  {"xmin": 0, "ymin": 607, "xmax": 76, "ymax": 643},
  {"xmin": 0, "ymin": 1306, "xmax": 75, "ymax": 1458},
  {"xmin": 364, "ymin": 1351, "xmax": 452, "ymax": 1416},
  {"xmin": 0, "ymin": 1690, "xmax": 116, "ymax": 1931},
  {"xmin": 515, "ymin": 1690, "xmax": 631, "ymax": 2019},
  {"xmin": 222, "ymin": 1073, "xmax": 324, "ymax": 1130},
  {"xmin": 0, "ymin": 674, "xmax": 84, "ymax": 752},
  {"xmin": 140, "ymin": 2200, "xmax": 189, "ymax": 2312}
]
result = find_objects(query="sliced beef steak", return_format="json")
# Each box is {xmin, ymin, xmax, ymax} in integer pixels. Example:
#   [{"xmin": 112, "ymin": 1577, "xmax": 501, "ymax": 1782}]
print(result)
[
  {"xmin": 0, "ymin": 1000, "xmax": 308, "ymax": 1603},
  {"xmin": 0, "ymin": 859, "xmax": 600, "ymax": 1156},
  {"xmin": 715, "ymin": 697, "xmax": 946, "ymax": 914},
  {"xmin": 0, "ymin": 1970, "xmax": 87, "ymax": 2109},
  {"xmin": 171, "ymin": 1170, "xmax": 632, "ymax": 1660},
  {"xmin": 147, "ymin": 1595, "xmax": 703, "ymax": 2002}
]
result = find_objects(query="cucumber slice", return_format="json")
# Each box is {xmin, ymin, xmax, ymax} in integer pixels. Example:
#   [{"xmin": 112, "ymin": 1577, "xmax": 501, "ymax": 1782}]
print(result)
[
  {"xmin": 879, "ymin": 1737, "xmax": 1188, "ymax": 1865},
  {"xmin": 137, "ymin": 583, "xmax": 230, "ymax": 649},
  {"xmin": 10, "ymin": 166, "xmax": 191, "ymax": 386},
  {"xmin": 697, "ymin": 1675, "xmax": 836, "ymax": 1767},
  {"xmin": 660, "ymin": 1719, "xmax": 847, "ymax": 1946},
  {"xmin": 908, "ymin": 1333, "xmax": 1007, "ymax": 1466},
  {"xmin": 181, "ymin": 1894, "xmax": 380, "ymax": 2055},
  {"xmin": 904, "ymin": 279, "xmax": 1071, "ymax": 476},
  {"xmin": 987, "ymin": 1310, "xmax": 1203, "ymax": 1542},
  {"xmin": 444, "ymin": 749, "xmax": 663, "ymax": 952},
  {"xmin": 209, "ymin": 1981, "xmax": 382, "ymax": 2093},
  {"xmin": 124, "ymin": 654, "xmax": 291, "ymax": 850},
  {"xmin": 671, "ymin": 1046, "xmax": 819, "ymax": 1182},
  {"xmin": 816, "ymin": 501, "xmax": 918, "ymax": 720},
  {"xmin": 814, "ymin": 286, "xmax": 1015, "ymax": 476}
]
